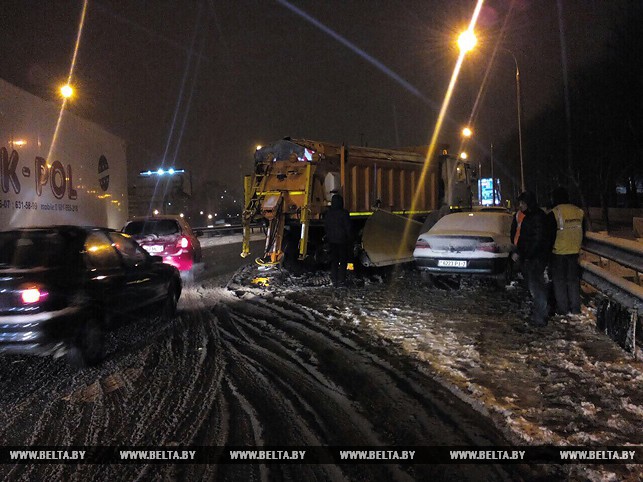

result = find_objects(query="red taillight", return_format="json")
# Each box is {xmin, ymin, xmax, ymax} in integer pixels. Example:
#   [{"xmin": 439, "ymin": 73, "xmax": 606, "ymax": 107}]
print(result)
[
  {"xmin": 415, "ymin": 239, "xmax": 431, "ymax": 249},
  {"xmin": 20, "ymin": 287, "xmax": 47, "ymax": 304},
  {"xmin": 476, "ymin": 242, "xmax": 499, "ymax": 253},
  {"xmin": 178, "ymin": 236, "xmax": 190, "ymax": 249}
]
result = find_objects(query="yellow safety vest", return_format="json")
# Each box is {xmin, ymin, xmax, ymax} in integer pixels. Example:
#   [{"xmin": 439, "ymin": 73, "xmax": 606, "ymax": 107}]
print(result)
[{"xmin": 552, "ymin": 204, "xmax": 584, "ymax": 255}]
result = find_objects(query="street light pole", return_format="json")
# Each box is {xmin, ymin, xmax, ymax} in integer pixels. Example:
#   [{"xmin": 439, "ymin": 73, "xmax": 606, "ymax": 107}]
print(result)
[
  {"xmin": 490, "ymin": 142, "xmax": 496, "ymax": 206},
  {"xmin": 502, "ymin": 48, "xmax": 525, "ymax": 193}
]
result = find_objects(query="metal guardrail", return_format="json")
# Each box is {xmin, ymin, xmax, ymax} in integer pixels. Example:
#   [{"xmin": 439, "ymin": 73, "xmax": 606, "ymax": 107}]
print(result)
[
  {"xmin": 194, "ymin": 223, "xmax": 264, "ymax": 237},
  {"xmin": 193, "ymin": 224, "xmax": 643, "ymax": 312},
  {"xmin": 580, "ymin": 232, "xmax": 643, "ymax": 313}
]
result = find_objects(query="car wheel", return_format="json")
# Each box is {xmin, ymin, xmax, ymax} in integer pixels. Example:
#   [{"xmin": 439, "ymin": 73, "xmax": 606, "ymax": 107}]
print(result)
[
  {"xmin": 160, "ymin": 282, "xmax": 179, "ymax": 322},
  {"xmin": 494, "ymin": 275, "xmax": 506, "ymax": 290},
  {"xmin": 182, "ymin": 269, "xmax": 195, "ymax": 285},
  {"xmin": 420, "ymin": 270, "xmax": 435, "ymax": 287},
  {"xmin": 67, "ymin": 316, "xmax": 105, "ymax": 368},
  {"xmin": 494, "ymin": 261, "xmax": 513, "ymax": 290}
]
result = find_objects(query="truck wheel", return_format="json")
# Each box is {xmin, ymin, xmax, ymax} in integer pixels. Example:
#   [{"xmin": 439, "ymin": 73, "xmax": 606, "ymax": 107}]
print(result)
[{"xmin": 67, "ymin": 317, "xmax": 105, "ymax": 368}]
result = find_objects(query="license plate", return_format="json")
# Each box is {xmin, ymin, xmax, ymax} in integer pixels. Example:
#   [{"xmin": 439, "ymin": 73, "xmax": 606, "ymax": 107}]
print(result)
[
  {"xmin": 437, "ymin": 259, "xmax": 467, "ymax": 268},
  {"xmin": 144, "ymin": 245, "xmax": 163, "ymax": 254}
]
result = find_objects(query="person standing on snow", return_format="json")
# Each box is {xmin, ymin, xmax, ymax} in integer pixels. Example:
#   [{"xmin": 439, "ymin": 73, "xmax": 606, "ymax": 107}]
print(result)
[
  {"xmin": 324, "ymin": 194, "xmax": 353, "ymax": 287},
  {"xmin": 547, "ymin": 186, "xmax": 586, "ymax": 316},
  {"xmin": 510, "ymin": 202, "xmax": 526, "ymax": 246},
  {"xmin": 512, "ymin": 191, "xmax": 551, "ymax": 327},
  {"xmin": 510, "ymin": 196, "xmax": 527, "ymax": 276}
]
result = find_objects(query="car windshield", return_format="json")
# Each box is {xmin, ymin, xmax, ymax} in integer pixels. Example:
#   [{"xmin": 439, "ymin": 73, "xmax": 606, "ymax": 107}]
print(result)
[
  {"xmin": 430, "ymin": 213, "xmax": 511, "ymax": 234},
  {"xmin": 123, "ymin": 219, "xmax": 180, "ymax": 236},
  {"xmin": 0, "ymin": 231, "xmax": 67, "ymax": 268}
]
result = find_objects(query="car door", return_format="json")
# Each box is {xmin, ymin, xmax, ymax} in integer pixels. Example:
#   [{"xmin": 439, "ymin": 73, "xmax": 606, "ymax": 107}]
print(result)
[
  {"xmin": 83, "ymin": 231, "xmax": 129, "ymax": 319},
  {"xmin": 107, "ymin": 232, "xmax": 168, "ymax": 310}
]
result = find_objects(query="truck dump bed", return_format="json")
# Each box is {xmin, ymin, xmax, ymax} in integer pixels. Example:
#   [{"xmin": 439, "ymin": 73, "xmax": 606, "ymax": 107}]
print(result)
[{"xmin": 243, "ymin": 138, "xmax": 472, "ymax": 266}]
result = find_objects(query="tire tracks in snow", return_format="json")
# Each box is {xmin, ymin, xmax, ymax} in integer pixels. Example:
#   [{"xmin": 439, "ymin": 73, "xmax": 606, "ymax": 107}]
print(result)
[
  {"xmin": 0, "ymin": 286, "xmax": 230, "ymax": 481},
  {"xmin": 210, "ymin": 287, "xmax": 526, "ymax": 481}
]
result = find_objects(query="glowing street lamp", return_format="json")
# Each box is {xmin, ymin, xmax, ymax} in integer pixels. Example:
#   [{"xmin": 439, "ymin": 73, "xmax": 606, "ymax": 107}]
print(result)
[
  {"xmin": 460, "ymin": 152, "xmax": 468, "ymax": 160},
  {"xmin": 461, "ymin": 127, "xmax": 473, "ymax": 138},
  {"xmin": 457, "ymin": 30, "xmax": 477, "ymax": 53},
  {"xmin": 60, "ymin": 84, "xmax": 74, "ymax": 99}
]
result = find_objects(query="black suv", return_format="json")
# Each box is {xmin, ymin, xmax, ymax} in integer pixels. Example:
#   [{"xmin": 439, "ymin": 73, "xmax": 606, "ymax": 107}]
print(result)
[{"xmin": 0, "ymin": 226, "xmax": 181, "ymax": 366}]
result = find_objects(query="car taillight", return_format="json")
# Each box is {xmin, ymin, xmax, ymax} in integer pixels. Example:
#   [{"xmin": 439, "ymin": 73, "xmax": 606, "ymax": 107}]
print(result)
[
  {"xmin": 415, "ymin": 239, "xmax": 431, "ymax": 249},
  {"xmin": 20, "ymin": 287, "xmax": 48, "ymax": 304},
  {"xmin": 178, "ymin": 236, "xmax": 190, "ymax": 249},
  {"xmin": 476, "ymin": 242, "xmax": 499, "ymax": 253}
]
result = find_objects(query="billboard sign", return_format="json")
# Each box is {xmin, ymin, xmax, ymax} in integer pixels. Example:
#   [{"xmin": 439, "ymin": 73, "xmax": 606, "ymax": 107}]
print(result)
[{"xmin": 478, "ymin": 178, "xmax": 501, "ymax": 206}]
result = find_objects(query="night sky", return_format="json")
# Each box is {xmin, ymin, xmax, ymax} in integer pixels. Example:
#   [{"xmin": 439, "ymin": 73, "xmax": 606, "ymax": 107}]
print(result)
[{"xmin": 0, "ymin": 0, "xmax": 629, "ymax": 198}]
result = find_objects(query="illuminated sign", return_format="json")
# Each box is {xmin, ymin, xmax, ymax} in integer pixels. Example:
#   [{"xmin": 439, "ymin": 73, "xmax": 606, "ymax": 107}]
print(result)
[{"xmin": 478, "ymin": 178, "xmax": 501, "ymax": 206}]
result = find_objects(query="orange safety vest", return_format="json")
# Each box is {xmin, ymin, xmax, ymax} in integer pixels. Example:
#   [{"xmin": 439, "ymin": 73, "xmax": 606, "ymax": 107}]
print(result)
[
  {"xmin": 551, "ymin": 204, "xmax": 584, "ymax": 254},
  {"xmin": 513, "ymin": 210, "xmax": 525, "ymax": 245}
]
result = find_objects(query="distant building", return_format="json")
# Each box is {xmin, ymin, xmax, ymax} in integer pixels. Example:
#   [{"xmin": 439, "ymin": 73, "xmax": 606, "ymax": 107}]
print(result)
[{"xmin": 128, "ymin": 173, "xmax": 190, "ymax": 219}]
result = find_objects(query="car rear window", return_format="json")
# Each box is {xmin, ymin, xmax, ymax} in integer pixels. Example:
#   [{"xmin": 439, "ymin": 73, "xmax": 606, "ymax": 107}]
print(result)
[
  {"xmin": 431, "ymin": 213, "xmax": 512, "ymax": 234},
  {"xmin": 0, "ymin": 231, "xmax": 67, "ymax": 268},
  {"xmin": 123, "ymin": 219, "xmax": 180, "ymax": 236}
]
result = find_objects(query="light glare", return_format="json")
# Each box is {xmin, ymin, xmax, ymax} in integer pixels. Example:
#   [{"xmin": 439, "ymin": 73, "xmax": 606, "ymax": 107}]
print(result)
[
  {"xmin": 60, "ymin": 84, "xmax": 74, "ymax": 98},
  {"xmin": 21, "ymin": 288, "xmax": 41, "ymax": 304},
  {"xmin": 458, "ymin": 30, "xmax": 477, "ymax": 53}
]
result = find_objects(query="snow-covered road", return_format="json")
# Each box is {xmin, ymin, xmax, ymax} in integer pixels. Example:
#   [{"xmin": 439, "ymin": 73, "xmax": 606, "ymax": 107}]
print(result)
[
  {"xmin": 0, "ymin": 237, "xmax": 641, "ymax": 481},
  {"xmin": 237, "ymin": 265, "xmax": 642, "ymax": 481}
]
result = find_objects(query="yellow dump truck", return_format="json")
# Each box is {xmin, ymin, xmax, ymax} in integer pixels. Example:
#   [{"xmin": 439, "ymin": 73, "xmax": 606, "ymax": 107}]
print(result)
[{"xmin": 242, "ymin": 138, "xmax": 473, "ymax": 268}]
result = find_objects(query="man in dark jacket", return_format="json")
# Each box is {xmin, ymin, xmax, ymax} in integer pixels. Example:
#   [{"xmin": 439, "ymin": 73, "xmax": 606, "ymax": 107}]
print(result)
[
  {"xmin": 513, "ymin": 191, "xmax": 551, "ymax": 326},
  {"xmin": 324, "ymin": 194, "xmax": 353, "ymax": 287}
]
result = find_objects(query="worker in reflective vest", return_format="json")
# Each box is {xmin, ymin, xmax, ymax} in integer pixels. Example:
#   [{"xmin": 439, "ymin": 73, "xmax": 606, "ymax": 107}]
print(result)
[
  {"xmin": 547, "ymin": 187, "xmax": 586, "ymax": 316},
  {"xmin": 510, "ymin": 200, "xmax": 527, "ymax": 279},
  {"xmin": 511, "ymin": 209, "xmax": 526, "ymax": 245}
]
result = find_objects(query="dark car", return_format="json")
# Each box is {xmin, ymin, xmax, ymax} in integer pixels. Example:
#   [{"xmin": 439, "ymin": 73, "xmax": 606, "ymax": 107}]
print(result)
[
  {"xmin": 122, "ymin": 215, "xmax": 202, "ymax": 282},
  {"xmin": 0, "ymin": 226, "xmax": 182, "ymax": 367}
]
